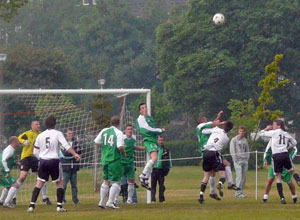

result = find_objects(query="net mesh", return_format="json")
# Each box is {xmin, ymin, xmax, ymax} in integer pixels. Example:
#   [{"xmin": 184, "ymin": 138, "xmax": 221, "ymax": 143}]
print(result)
[{"xmin": 0, "ymin": 94, "xmax": 146, "ymax": 205}]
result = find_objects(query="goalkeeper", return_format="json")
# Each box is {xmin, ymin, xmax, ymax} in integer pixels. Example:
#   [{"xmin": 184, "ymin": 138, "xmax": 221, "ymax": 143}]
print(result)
[
  {"xmin": 136, "ymin": 103, "xmax": 165, "ymax": 190},
  {"xmin": 262, "ymin": 139, "xmax": 297, "ymax": 204},
  {"xmin": 4, "ymin": 121, "xmax": 52, "ymax": 206}
]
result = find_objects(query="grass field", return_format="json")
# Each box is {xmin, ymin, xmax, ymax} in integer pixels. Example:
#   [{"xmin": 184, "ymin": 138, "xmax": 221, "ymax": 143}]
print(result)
[{"xmin": 1, "ymin": 166, "xmax": 300, "ymax": 220}]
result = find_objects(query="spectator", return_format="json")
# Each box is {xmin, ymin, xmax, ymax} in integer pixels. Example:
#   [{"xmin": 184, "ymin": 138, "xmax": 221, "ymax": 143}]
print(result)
[
  {"xmin": 230, "ymin": 126, "xmax": 250, "ymax": 198},
  {"xmin": 60, "ymin": 128, "xmax": 81, "ymax": 204},
  {"xmin": 151, "ymin": 136, "xmax": 172, "ymax": 203}
]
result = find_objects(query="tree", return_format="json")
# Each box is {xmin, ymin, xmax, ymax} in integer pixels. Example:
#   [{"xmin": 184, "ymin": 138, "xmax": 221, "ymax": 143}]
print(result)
[
  {"xmin": 0, "ymin": 0, "xmax": 28, "ymax": 21},
  {"xmin": 156, "ymin": 0, "xmax": 300, "ymax": 123}
]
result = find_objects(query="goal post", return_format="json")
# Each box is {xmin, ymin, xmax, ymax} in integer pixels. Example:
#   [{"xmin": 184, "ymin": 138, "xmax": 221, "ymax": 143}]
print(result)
[{"xmin": 0, "ymin": 88, "xmax": 152, "ymax": 203}]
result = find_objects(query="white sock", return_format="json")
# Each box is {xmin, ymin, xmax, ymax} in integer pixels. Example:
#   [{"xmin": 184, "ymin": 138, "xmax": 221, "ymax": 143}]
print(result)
[
  {"xmin": 13, "ymin": 183, "xmax": 22, "ymax": 199},
  {"xmin": 209, "ymin": 176, "xmax": 216, "ymax": 194},
  {"xmin": 292, "ymin": 194, "xmax": 297, "ymax": 199},
  {"xmin": 41, "ymin": 184, "xmax": 48, "ymax": 199},
  {"xmin": 127, "ymin": 183, "xmax": 134, "ymax": 202},
  {"xmin": 99, "ymin": 183, "xmax": 109, "ymax": 206},
  {"xmin": 142, "ymin": 160, "xmax": 154, "ymax": 179},
  {"xmin": 107, "ymin": 183, "xmax": 121, "ymax": 205},
  {"xmin": 0, "ymin": 188, "xmax": 8, "ymax": 203},
  {"xmin": 263, "ymin": 194, "xmax": 268, "ymax": 200},
  {"xmin": 225, "ymin": 166, "xmax": 233, "ymax": 185},
  {"xmin": 4, "ymin": 187, "xmax": 18, "ymax": 204}
]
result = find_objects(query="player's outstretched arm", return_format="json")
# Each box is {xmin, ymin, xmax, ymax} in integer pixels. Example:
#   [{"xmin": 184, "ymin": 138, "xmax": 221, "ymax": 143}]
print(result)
[
  {"xmin": 135, "ymin": 145, "xmax": 146, "ymax": 151},
  {"xmin": 67, "ymin": 148, "xmax": 81, "ymax": 161}
]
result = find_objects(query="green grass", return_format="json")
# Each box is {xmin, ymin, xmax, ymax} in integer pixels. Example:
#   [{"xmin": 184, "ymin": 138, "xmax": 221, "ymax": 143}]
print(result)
[{"xmin": 1, "ymin": 166, "xmax": 300, "ymax": 220}]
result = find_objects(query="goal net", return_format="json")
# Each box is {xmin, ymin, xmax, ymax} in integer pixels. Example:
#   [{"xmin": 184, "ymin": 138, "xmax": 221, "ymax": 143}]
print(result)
[{"xmin": 0, "ymin": 89, "xmax": 149, "ymax": 205}]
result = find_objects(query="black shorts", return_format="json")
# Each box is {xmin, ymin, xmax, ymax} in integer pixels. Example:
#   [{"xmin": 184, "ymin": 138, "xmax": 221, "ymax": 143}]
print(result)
[
  {"xmin": 272, "ymin": 152, "xmax": 293, "ymax": 174},
  {"xmin": 20, "ymin": 156, "xmax": 39, "ymax": 172},
  {"xmin": 38, "ymin": 159, "xmax": 62, "ymax": 182},
  {"xmin": 203, "ymin": 150, "xmax": 223, "ymax": 172}
]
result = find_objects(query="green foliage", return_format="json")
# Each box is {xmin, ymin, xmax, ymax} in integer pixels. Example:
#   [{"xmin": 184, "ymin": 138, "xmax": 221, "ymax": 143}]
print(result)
[
  {"xmin": 129, "ymin": 87, "xmax": 174, "ymax": 127},
  {"xmin": 90, "ymin": 95, "xmax": 112, "ymax": 129},
  {"xmin": 227, "ymin": 98, "xmax": 258, "ymax": 134},
  {"xmin": 156, "ymin": 0, "xmax": 300, "ymax": 122},
  {"xmin": 0, "ymin": 0, "xmax": 28, "ymax": 21},
  {"xmin": 254, "ymin": 54, "xmax": 290, "ymax": 121},
  {"xmin": 2, "ymin": 44, "xmax": 73, "ymax": 89}
]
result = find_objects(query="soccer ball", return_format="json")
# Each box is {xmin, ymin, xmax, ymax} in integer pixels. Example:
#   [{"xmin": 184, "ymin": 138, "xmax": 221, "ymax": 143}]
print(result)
[{"xmin": 213, "ymin": 13, "xmax": 225, "ymax": 26}]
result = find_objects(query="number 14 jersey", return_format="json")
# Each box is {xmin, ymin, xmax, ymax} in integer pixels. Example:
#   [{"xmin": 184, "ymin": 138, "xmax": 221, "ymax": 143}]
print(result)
[{"xmin": 94, "ymin": 126, "xmax": 124, "ymax": 165}]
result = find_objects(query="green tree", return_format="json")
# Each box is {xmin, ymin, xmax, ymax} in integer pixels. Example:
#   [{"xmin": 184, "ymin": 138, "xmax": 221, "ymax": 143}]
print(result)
[
  {"xmin": 0, "ymin": 0, "xmax": 28, "ymax": 21},
  {"xmin": 156, "ymin": 0, "xmax": 300, "ymax": 123}
]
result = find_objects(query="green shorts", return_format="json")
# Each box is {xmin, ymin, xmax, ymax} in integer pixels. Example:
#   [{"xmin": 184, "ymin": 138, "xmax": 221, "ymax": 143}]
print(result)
[
  {"xmin": 268, "ymin": 167, "xmax": 291, "ymax": 183},
  {"xmin": 0, "ymin": 173, "xmax": 16, "ymax": 188},
  {"xmin": 144, "ymin": 141, "xmax": 159, "ymax": 154},
  {"xmin": 102, "ymin": 160, "xmax": 122, "ymax": 182},
  {"xmin": 122, "ymin": 162, "xmax": 135, "ymax": 179}
]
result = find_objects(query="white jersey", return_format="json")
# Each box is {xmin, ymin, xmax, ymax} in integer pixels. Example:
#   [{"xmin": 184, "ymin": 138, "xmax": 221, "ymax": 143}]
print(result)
[
  {"xmin": 259, "ymin": 129, "xmax": 297, "ymax": 155},
  {"xmin": 1, "ymin": 145, "xmax": 15, "ymax": 172},
  {"xmin": 34, "ymin": 129, "xmax": 71, "ymax": 160},
  {"xmin": 203, "ymin": 127, "xmax": 229, "ymax": 152}
]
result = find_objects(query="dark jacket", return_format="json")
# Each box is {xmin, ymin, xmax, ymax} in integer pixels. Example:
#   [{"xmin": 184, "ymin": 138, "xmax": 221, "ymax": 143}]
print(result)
[{"xmin": 60, "ymin": 139, "xmax": 81, "ymax": 172}]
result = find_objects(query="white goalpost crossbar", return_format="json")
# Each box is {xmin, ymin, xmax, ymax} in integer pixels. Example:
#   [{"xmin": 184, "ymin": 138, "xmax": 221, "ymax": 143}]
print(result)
[{"xmin": 0, "ymin": 88, "xmax": 152, "ymax": 203}]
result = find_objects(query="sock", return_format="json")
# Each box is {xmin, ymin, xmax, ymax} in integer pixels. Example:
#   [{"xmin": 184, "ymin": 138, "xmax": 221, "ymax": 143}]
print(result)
[
  {"xmin": 127, "ymin": 183, "xmax": 134, "ymax": 202},
  {"xmin": 4, "ymin": 186, "xmax": 17, "ymax": 204},
  {"xmin": 29, "ymin": 187, "xmax": 41, "ymax": 207},
  {"xmin": 42, "ymin": 184, "xmax": 48, "ymax": 200},
  {"xmin": 99, "ymin": 183, "xmax": 109, "ymax": 206},
  {"xmin": 57, "ymin": 187, "xmax": 64, "ymax": 208},
  {"xmin": 200, "ymin": 182, "xmax": 207, "ymax": 194},
  {"xmin": 225, "ymin": 166, "xmax": 233, "ymax": 185},
  {"xmin": 142, "ymin": 160, "xmax": 155, "ymax": 179},
  {"xmin": 0, "ymin": 188, "xmax": 8, "ymax": 203},
  {"xmin": 107, "ymin": 183, "xmax": 121, "ymax": 205},
  {"xmin": 276, "ymin": 183, "xmax": 284, "ymax": 199},
  {"xmin": 13, "ymin": 183, "xmax": 22, "ymax": 199},
  {"xmin": 292, "ymin": 194, "xmax": 297, "ymax": 199},
  {"xmin": 263, "ymin": 194, "xmax": 269, "ymax": 200},
  {"xmin": 209, "ymin": 176, "xmax": 216, "ymax": 194},
  {"xmin": 293, "ymin": 173, "xmax": 300, "ymax": 183},
  {"xmin": 219, "ymin": 177, "xmax": 226, "ymax": 185}
]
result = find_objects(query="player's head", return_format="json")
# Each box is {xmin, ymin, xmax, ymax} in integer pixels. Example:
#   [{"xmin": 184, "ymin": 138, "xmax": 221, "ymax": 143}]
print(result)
[
  {"xmin": 157, "ymin": 135, "xmax": 164, "ymax": 147},
  {"xmin": 197, "ymin": 116, "xmax": 207, "ymax": 124},
  {"xmin": 125, "ymin": 124, "xmax": 133, "ymax": 138},
  {"xmin": 31, "ymin": 120, "xmax": 40, "ymax": 132},
  {"xmin": 273, "ymin": 119, "xmax": 285, "ymax": 131},
  {"xmin": 45, "ymin": 115, "xmax": 56, "ymax": 129},
  {"xmin": 9, "ymin": 136, "xmax": 20, "ymax": 148},
  {"xmin": 239, "ymin": 125, "xmax": 246, "ymax": 138},
  {"xmin": 67, "ymin": 128, "xmax": 74, "ymax": 141},
  {"xmin": 224, "ymin": 121, "xmax": 233, "ymax": 133},
  {"xmin": 111, "ymin": 116, "xmax": 120, "ymax": 127},
  {"xmin": 138, "ymin": 103, "xmax": 147, "ymax": 116}
]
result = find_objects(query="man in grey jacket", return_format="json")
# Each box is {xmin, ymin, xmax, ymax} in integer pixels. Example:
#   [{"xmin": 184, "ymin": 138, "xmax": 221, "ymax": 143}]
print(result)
[{"xmin": 230, "ymin": 126, "xmax": 249, "ymax": 198}]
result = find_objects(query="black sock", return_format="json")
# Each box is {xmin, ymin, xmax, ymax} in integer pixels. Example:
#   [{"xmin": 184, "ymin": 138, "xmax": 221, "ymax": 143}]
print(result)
[
  {"xmin": 293, "ymin": 173, "xmax": 300, "ymax": 182},
  {"xmin": 200, "ymin": 182, "xmax": 207, "ymax": 194},
  {"xmin": 219, "ymin": 177, "xmax": 226, "ymax": 185},
  {"xmin": 276, "ymin": 183, "xmax": 284, "ymax": 199},
  {"xmin": 30, "ymin": 187, "xmax": 41, "ymax": 206},
  {"xmin": 57, "ymin": 188, "xmax": 64, "ymax": 208}
]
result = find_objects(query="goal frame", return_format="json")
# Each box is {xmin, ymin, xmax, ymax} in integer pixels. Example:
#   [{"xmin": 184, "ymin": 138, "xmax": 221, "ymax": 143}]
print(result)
[{"xmin": 0, "ymin": 88, "xmax": 152, "ymax": 203}]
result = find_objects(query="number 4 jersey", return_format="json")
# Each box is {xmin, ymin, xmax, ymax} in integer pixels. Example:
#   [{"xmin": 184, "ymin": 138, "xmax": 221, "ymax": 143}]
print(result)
[
  {"xmin": 34, "ymin": 129, "xmax": 71, "ymax": 160},
  {"xmin": 202, "ymin": 127, "xmax": 229, "ymax": 152},
  {"xmin": 94, "ymin": 126, "xmax": 124, "ymax": 165}
]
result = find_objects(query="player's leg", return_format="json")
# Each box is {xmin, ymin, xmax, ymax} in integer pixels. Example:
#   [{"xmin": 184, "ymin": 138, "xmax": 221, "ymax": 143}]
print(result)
[
  {"xmin": 209, "ymin": 174, "xmax": 220, "ymax": 200},
  {"xmin": 199, "ymin": 171, "xmax": 213, "ymax": 203},
  {"xmin": 98, "ymin": 164, "xmax": 110, "ymax": 208},
  {"xmin": 262, "ymin": 166, "xmax": 275, "ymax": 203},
  {"xmin": 27, "ymin": 180, "xmax": 45, "ymax": 212},
  {"xmin": 224, "ymin": 160, "xmax": 238, "ymax": 190},
  {"xmin": 126, "ymin": 163, "xmax": 135, "ymax": 204},
  {"xmin": 282, "ymin": 169, "xmax": 297, "ymax": 203},
  {"xmin": 217, "ymin": 170, "xmax": 226, "ymax": 197},
  {"xmin": 4, "ymin": 170, "xmax": 27, "ymax": 206},
  {"xmin": 275, "ymin": 173, "xmax": 286, "ymax": 204},
  {"xmin": 106, "ymin": 161, "xmax": 122, "ymax": 209},
  {"xmin": 139, "ymin": 142, "xmax": 158, "ymax": 189},
  {"xmin": 0, "ymin": 187, "xmax": 9, "ymax": 205}
]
